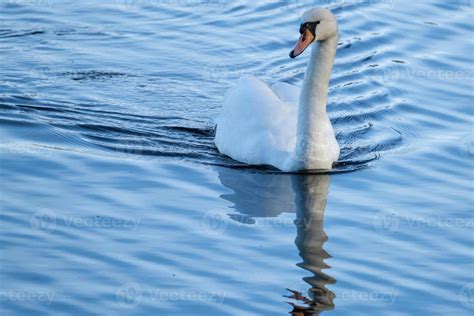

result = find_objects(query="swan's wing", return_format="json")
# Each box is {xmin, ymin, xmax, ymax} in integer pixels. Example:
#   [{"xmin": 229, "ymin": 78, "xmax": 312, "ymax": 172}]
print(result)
[
  {"xmin": 214, "ymin": 76, "xmax": 297, "ymax": 169},
  {"xmin": 270, "ymin": 81, "xmax": 300, "ymax": 106}
]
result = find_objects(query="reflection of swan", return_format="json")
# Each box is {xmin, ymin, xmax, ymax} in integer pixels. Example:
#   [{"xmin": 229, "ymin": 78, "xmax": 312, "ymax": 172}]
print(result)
[
  {"xmin": 214, "ymin": 8, "xmax": 340, "ymax": 172},
  {"xmin": 217, "ymin": 169, "xmax": 295, "ymax": 222},
  {"xmin": 287, "ymin": 174, "xmax": 335, "ymax": 314},
  {"xmin": 215, "ymin": 167, "xmax": 335, "ymax": 313}
]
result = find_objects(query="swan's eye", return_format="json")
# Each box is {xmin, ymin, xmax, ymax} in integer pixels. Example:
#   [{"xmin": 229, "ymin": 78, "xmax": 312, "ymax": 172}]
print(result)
[
  {"xmin": 299, "ymin": 21, "xmax": 320, "ymax": 36},
  {"xmin": 299, "ymin": 24, "xmax": 306, "ymax": 34},
  {"xmin": 307, "ymin": 22, "xmax": 319, "ymax": 36}
]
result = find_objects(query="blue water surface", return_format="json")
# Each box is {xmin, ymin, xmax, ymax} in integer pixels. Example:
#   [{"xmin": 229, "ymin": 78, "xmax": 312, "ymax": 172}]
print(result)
[{"xmin": 0, "ymin": 0, "xmax": 473, "ymax": 315}]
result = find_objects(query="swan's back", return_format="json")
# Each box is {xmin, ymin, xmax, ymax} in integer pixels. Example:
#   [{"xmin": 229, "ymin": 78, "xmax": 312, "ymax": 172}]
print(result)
[{"xmin": 214, "ymin": 76, "xmax": 298, "ymax": 169}]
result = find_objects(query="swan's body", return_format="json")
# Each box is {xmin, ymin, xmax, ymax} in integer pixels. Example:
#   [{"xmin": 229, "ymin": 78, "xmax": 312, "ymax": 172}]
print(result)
[{"xmin": 214, "ymin": 8, "xmax": 340, "ymax": 171}]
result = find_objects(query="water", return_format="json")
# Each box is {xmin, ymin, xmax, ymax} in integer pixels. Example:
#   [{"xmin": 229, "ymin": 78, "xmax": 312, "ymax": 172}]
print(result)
[{"xmin": 0, "ymin": 0, "xmax": 472, "ymax": 315}]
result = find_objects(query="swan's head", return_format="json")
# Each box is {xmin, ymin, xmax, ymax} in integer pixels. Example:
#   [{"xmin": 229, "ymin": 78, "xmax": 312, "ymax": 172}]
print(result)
[{"xmin": 289, "ymin": 8, "xmax": 338, "ymax": 58}]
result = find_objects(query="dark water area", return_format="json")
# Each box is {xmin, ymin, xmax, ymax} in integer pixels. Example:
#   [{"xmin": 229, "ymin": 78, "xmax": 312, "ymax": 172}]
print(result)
[{"xmin": 1, "ymin": 0, "xmax": 473, "ymax": 315}]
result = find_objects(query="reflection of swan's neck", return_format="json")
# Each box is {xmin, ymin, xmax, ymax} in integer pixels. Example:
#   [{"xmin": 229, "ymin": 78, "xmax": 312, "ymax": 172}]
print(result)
[
  {"xmin": 292, "ymin": 175, "xmax": 335, "ymax": 312},
  {"xmin": 293, "ymin": 35, "xmax": 338, "ymax": 169}
]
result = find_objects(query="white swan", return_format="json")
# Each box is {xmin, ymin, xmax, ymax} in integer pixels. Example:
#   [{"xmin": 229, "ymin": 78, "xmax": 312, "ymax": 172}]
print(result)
[{"xmin": 214, "ymin": 8, "xmax": 340, "ymax": 172}]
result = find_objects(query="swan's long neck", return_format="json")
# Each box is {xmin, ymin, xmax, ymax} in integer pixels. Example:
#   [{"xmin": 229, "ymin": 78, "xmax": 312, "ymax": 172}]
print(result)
[{"xmin": 293, "ymin": 35, "xmax": 338, "ymax": 169}]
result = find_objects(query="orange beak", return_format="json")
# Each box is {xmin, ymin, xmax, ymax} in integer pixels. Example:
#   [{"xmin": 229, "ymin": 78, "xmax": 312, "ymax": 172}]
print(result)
[{"xmin": 289, "ymin": 29, "xmax": 315, "ymax": 59}]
